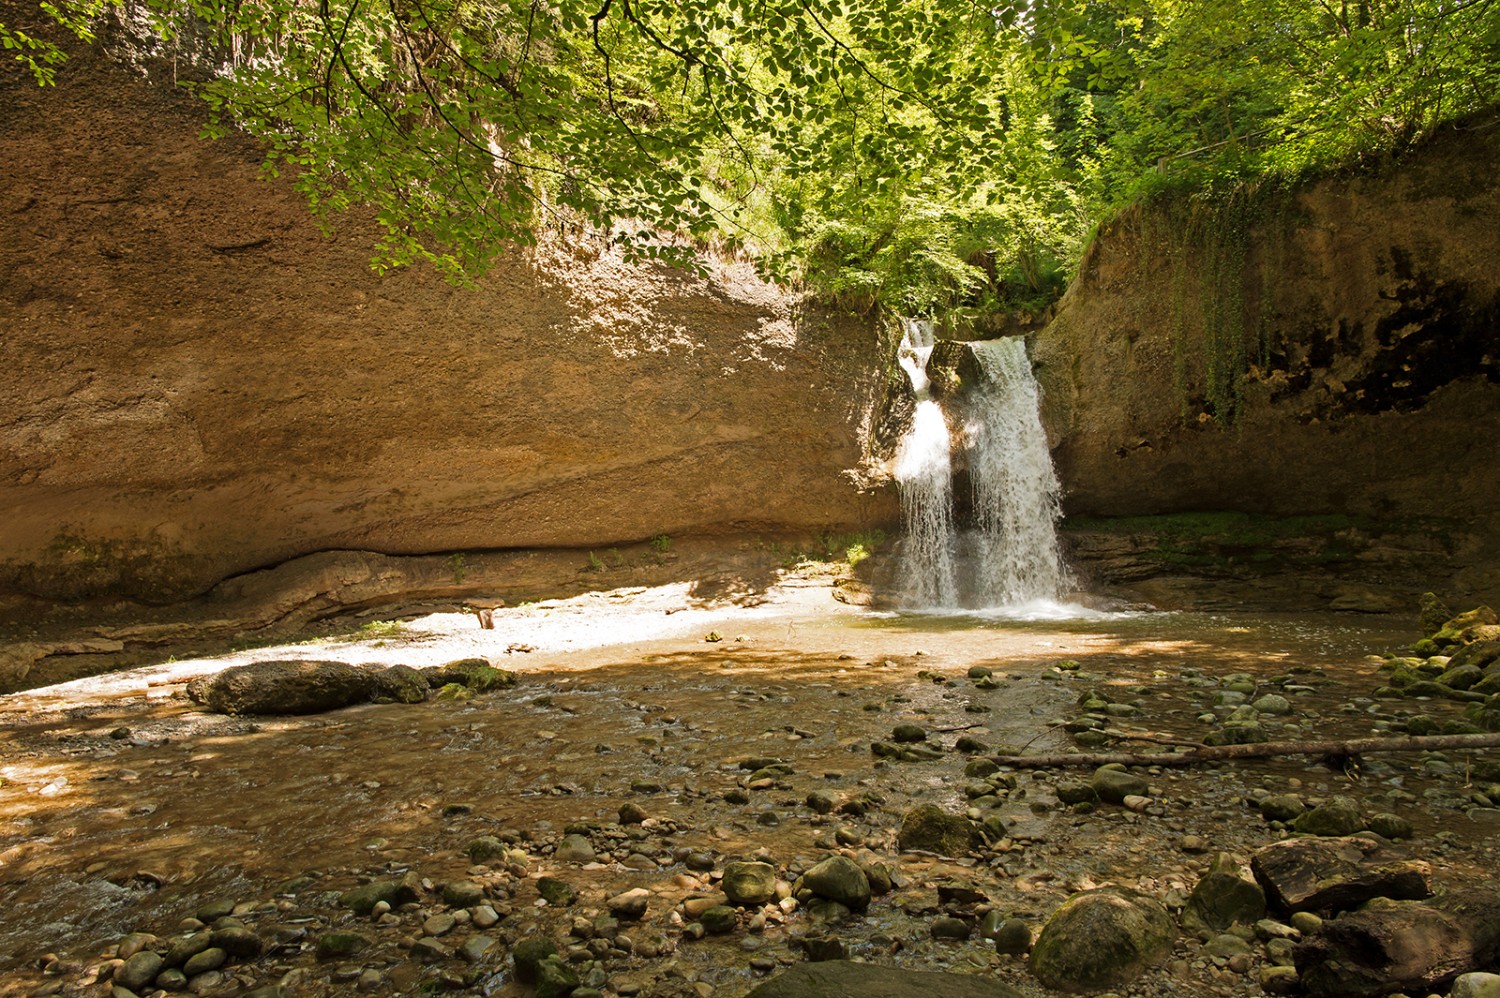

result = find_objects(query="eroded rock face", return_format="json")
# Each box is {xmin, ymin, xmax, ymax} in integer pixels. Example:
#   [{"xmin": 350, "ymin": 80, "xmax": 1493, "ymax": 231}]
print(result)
[
  {"xmin": 0, "ymin": 22, "xmax": 894, "ymax": 608},
  {"xmin": 1035, "ymin": 123, "xmax": 1500, "ymax": 607}
]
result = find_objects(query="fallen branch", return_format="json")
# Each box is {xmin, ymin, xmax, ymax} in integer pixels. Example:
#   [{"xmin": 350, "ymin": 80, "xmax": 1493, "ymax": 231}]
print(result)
[
  {"xmin": 985, "ymin": 732, "xmax": 1500, "ymax": 769},
  {"xmin": 1099, "ymin": 727, "xmax": 1206, "ymax": 748}
]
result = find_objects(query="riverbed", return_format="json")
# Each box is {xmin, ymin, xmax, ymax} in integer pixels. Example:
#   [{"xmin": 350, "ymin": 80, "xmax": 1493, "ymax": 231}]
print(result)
[{"xmin": 2, "ymin": 572, "xmax": 1492, "ymax": 998}]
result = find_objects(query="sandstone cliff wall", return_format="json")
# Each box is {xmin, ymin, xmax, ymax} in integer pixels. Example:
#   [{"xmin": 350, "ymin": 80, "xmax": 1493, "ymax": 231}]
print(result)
[
  {"xmin": 0, "ymin": 23, "xmax": 894, "ymax": 611},
  {"xmin": 1036, "ymin": 121, "xmax": 1500, "ymax": 605}
]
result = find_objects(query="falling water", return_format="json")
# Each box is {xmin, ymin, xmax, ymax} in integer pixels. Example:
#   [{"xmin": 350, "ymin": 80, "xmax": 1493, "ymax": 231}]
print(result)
[
  {"xmin": 964, "ymin": 337, "xmax": 1067, "ymax": 604},
  {"xmin": 893, "ymin": 320, "xmax": 958, "ymax": 606},
  {"xmin": 891, "ymin": 323, "xmax": 1068, "ymax": 610}
]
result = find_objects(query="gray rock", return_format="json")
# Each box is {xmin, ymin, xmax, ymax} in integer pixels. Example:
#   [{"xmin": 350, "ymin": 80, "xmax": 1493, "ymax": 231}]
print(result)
[
  {"xmin": 1367, "ymin": 812, "xmax": 1414, "ymax": 840},
  {"xmin": 411, "ymin": 937, "xmax": 452, "ymax": 963},
  {"xmin": 1253, "ymin": 694, "xmax": 1293, "ymax": 715},
  {"xmin": 1030, "ymin": 886, "xmax": 1176, "ymax": 992},
  {"xmin": 745, "ymin": 961, "xmax": 1023, "ymax": 997},
  {"xmin": 891, "ymin": 724, "xmax": 927, "ymax": 743},
  {"xmin": 554, "ymin": 833, "xmax": 595, "ymax": 864},
  {"xmin": 460, "ymin": 934, "xmax": 497, "ymax": 962},
  {"xmin": 722, "ymin": 861, "xmax": 778, "ymax": 906},
  {"xmin": 440, "ymin": 880, "xmax": 485, "ymax": 907},
  {"xmin": 801, "ymin": 855, "xmax": 871, "ymax": 912},
  {"xmin": 187, "ymin": 660, "xmax": 379, "ymax": 715},
  {"xmin": 165, "ymin": 930, "xmax": 212, "ymax": 967},
  {"xmin": 991, "ymin": 918, "xmax": 1033, "ymax": 955},
  {"xmin": 1091, "ymin": 766, "xmax": 1148, "ymax": 804},
  {"xmin": 422, "ymin": 912, "xmax": 457, "ymax": 936},
  {"xmin": 607, "ymin": 887, "xmax": 650, "ymax": 920}
]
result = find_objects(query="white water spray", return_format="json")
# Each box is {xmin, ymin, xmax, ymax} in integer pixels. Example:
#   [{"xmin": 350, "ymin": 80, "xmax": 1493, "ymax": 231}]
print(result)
[
  {"xmin": 965, "ymin": 337, "xmax": 1067, "ymax": 604},
  {"xmin": 891, "ymin": 324, "xmax": 1068, "ymax": 610},
  {"xmin": 892, "ymin": 320, "xmax": 958, "ymax": 606}
]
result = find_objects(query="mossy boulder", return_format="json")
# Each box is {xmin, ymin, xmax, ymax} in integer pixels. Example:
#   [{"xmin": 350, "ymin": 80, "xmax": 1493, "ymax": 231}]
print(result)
[
  {"xmin": 722, "ymin": 861, "xmax": 778, "ymax": 906},
  {"xmin": 1091, "ymin": 766, "xmax": 1148, "ymax": 804},
  {"xmin": 512, "ymin": 937, "xmax": 558, "ymax": 984},
  {"xmin": 1419, "ymin": 592, "xmax": 1452, "ymax": 637},
  {"xmin": 800, "ymin": 855, "xmax": 871, "ymax": 912},
  {"xmin": 1183, "ymin": 863, "xmax": 1267, "ymax": 934},
  {"xmin": 373, "ymin": 664, "xmax": 429, "ymax": 703},
  {"xmin": 424, "ymin": 658, "xmax": 517, "ymax": 692},
  {"xmin": 1291, "ymin": 796, "xmax": 1365, "ymax": 837},
  {"xmin": 897, "ymin": 804, "xmax": 978, "ymax": 855},
  {"xmin": 1030, "ymin": 886, "xmax": 1176, "ymax": 992},
  {"xmin": 340, "ymin": 874, "xmax": 420, "ymax": 915},
  {"xmin": 188, "ymin": 660, "xmax": 378, "ymax": 715},
  {"xmin": 315, "ymin": 931, "xmax": 371, "ymax": 960}
]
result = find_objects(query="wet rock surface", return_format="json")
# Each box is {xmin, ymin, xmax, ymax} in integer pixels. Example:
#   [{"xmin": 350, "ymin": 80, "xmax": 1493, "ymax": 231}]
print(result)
[{"xmin": 5, "ymin": 590, "xmax": 1500, "ymax": 998}]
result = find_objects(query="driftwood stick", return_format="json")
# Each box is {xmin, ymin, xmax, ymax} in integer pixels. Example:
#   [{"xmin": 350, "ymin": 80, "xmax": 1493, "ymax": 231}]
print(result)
[
  {"xmin": 1099, "ymin": 728, "xmax": 1207, "ymax": 748},
  {"xmin": 985, "ymin": 732, "xmax": 1500, "ymax": 769}
]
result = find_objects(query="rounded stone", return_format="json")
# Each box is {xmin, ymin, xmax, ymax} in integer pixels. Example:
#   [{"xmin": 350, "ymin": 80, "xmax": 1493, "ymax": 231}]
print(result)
[
  {"xmin": 115, "ymin": 952, "xmax": 164, "ymax": 992},
  {"xmin": 930, "ymin": 916, "xmax": 972, "ymax": 940},
  {"xmin": 1030, "ymin": 886, "xmax": 1176, "ymax": 992},
  {"xmin": 722, "ymin": 861, "xmax": 778, "ymax": 907},
  {"xmin": 181, "ymin": 947, "xmax": 226, "ymax": 976},
  {"xmin": 1091, "ymin": 767, "xmax": 1148, "ymax": 804},
  {"xmin": 800, "ymin": 855, "xmax": 871, "ymax": 912},
  {"xmin": 700, "ymin": 905, "xmax": 738, "ymax": 934}
]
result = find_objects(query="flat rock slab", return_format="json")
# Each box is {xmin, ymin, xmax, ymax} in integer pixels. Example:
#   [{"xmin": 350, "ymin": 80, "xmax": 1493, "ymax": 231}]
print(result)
[
  {"xmin": 1251, "ymin": 836, "xmax": 1431, "ymax": 914},
  {"xmin": 746, "ymin": 962, "xmax": 1023, "ymax": 998}
]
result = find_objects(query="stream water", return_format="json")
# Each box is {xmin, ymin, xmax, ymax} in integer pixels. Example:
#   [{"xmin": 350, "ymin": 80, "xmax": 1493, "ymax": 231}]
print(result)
[{"xmin": 4, "ymin": 581, "xmax": 1491, "ymax": 998}]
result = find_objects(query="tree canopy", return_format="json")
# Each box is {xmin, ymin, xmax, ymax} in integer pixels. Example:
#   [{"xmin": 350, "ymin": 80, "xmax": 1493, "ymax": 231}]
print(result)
[{"xmin": 9, "ymin": 0, "xmax": 1500, "ymax": 309}]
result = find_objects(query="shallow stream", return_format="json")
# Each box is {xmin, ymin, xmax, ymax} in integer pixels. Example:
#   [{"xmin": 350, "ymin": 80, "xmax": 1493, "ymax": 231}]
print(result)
[{"xmin": 1, "ymin": 579, "xmax": 1490, "ymax": 998}]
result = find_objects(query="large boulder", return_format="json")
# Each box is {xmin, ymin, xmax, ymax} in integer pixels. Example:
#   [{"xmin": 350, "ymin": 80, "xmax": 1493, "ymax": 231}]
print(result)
[
  {"xmin": 187, "ymin": 660, "xmax": 379, "ymax": 715},
  {"xmin": 722, "ymin": 861, "xmax": 778, "ymax": 906},
  {"xmin": 746, "ymin": 961, "xmax": 1023, "ymax": 998},
  {"xmin": 1029, "ymin": 886, "xmax": 1176, "ymax": 993},
  {"xmin": 897, "ymin": 805, "xmax": 978, "ymax": 856},
  {"xmin": 1183, "ymin": 859, "xmax": 1267, "ymax": 934},
  {"xmin": 1251, "ymin": 836, "xmax": 1432, "ymax": 914},
  {"xmin": 800, "ymin": 855, "xmax": 871, "ymax": 912}
]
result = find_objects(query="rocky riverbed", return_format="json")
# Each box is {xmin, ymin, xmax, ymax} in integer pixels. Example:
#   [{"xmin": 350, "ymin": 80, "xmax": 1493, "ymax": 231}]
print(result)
[{"xmin": 4, "ymin": 574, "xmax": 1499, "ymax": 998}]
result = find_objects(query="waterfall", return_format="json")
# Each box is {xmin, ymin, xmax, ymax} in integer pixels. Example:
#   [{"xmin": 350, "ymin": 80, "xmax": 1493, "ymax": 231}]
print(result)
[
  {"xmin": 891, "ymin": 324, "xmax": 1067, "ymax": 610},
  {"xmin": 892, "ymin": 320, "xmax": 958, "ymax": 607},
  {"xmin": 964, "ymin": 337, "xmax": 1066, "ymax": 605}
]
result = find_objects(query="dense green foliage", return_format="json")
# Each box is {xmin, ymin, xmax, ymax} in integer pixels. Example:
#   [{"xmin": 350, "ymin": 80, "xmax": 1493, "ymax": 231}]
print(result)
[{"xmin": 8, "ymin": 0, "xmax": 1500, "ymax": 305}]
